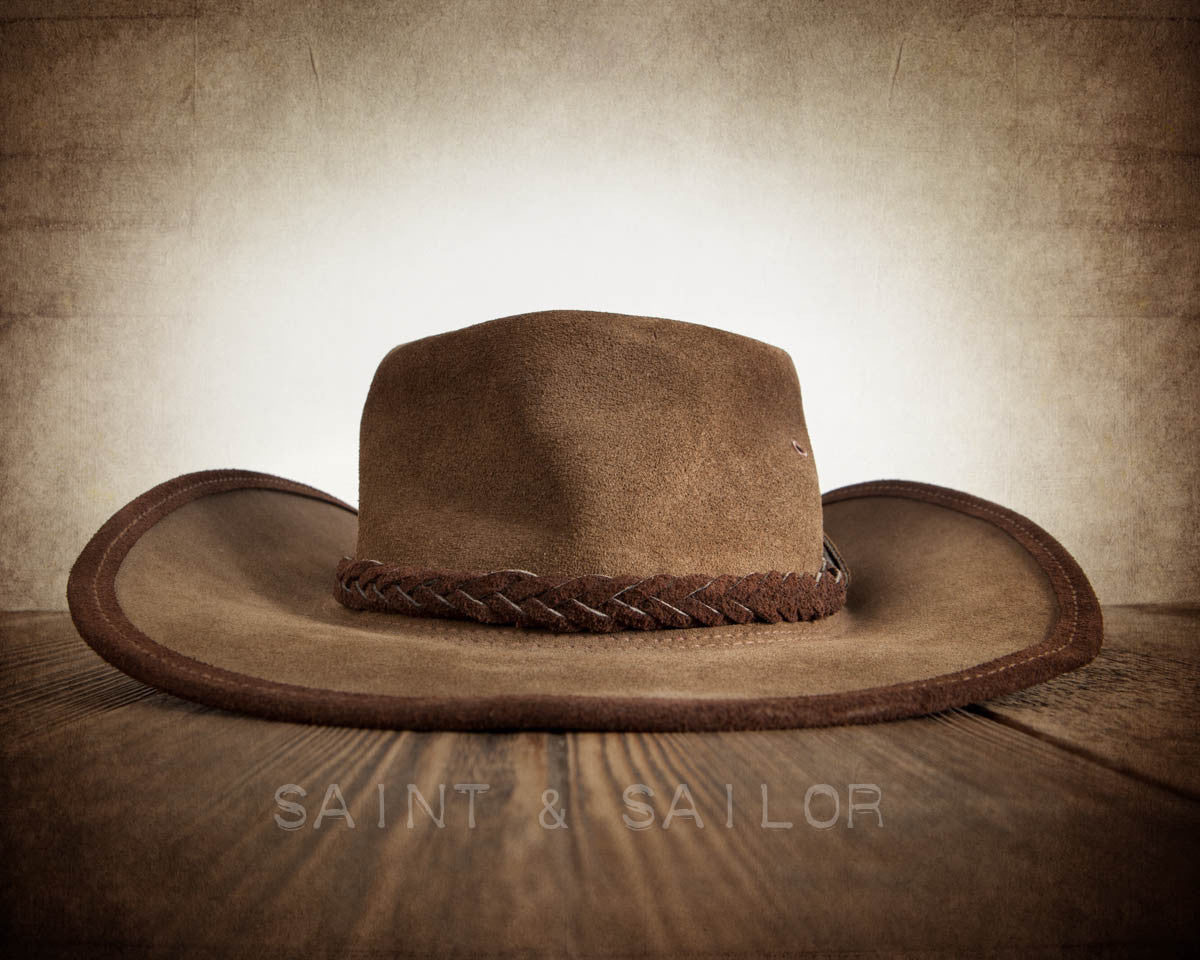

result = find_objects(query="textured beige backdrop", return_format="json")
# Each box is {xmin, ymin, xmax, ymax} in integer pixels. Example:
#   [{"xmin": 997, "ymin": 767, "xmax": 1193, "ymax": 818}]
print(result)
[{"xmin": 1, "ymin": 0, "xmax": 1197, "ymax": 609}]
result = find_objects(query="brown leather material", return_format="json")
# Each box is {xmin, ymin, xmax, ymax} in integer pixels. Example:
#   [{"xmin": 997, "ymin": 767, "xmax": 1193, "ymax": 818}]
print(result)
[
  {"xmin": 66, "ymin": 470, "xmax": 1103, "ymax": 731},
  {"xmin": 64, "ymin": 310, "xmax": 1105, "ymax": 730},
  {"xmin": 332, "ymin": 538, "xmax": 847, "ymax": 631},
  {"xmin": 355, "ymin": 311, "xmax": 826, "ymax": 579}
]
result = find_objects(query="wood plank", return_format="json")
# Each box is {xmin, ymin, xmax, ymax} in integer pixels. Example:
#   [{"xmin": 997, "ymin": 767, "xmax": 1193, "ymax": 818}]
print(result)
[
  {"xmin": 979, "ymin": 604, "xmax": 1200, "ymax": 798},
  {"xmin": 2, "ymin": 611, "xmax": 1197, "ymax": 957}
]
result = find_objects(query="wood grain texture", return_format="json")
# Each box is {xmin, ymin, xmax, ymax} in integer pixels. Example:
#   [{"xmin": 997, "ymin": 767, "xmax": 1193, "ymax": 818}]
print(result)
[
  {"xmin": 2, "ymin": 607, "xmax": 1198, "ymax": 958},
  {"xmin": 979, "ymin": 604, "xmax": 1200, "ymax": 799}
]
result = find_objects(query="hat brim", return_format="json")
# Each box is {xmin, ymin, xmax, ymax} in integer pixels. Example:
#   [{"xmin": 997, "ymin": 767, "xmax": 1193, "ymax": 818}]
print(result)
[{"xmin": 67, "ymin": 470, "xmax": 1101, "ymax": 730}]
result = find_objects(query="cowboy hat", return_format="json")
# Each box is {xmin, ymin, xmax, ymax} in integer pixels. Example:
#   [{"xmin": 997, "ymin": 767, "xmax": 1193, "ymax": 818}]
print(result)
[{"xmin": 67, "ymin": 310, "xmax": 1101, "ymax": 730}]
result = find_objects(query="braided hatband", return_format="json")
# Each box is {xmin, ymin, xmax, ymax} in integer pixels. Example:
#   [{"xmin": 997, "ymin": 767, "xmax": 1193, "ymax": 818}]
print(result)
[{"xmin": 334, "ymin": 539, "xmax": 848, "ymax": 633}]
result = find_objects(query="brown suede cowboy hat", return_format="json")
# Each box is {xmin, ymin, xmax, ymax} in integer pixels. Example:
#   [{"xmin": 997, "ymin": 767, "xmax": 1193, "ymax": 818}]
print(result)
[{"xmin": 67, "ymin": 310, "xmax": 1101, "ymax": 730}]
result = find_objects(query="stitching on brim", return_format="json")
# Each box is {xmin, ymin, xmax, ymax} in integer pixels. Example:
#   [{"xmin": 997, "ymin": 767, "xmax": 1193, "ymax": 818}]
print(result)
[
  {"xmin": 90, "ymin": 476, "xmax": 1080, "ymax": 696},
  {"xmin": 326, "ymin": 622, "xmax": 832, "ymax": 650},
  {"xmin": 822, "ymin": 482, "xmax": 1080, "ymax": 692}
]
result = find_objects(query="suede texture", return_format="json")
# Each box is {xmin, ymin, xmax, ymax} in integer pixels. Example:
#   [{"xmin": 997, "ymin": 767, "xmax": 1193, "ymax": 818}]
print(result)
[
  {"xmin": 63, "ymin": 311, "xmax": 1103, "ymax": 729},
  {"xmin": 66, "ymin": 470, "xmax": 1103, "ymax": 730},
  {"xmin": 355, "ymin": 310, "xmax": 825, "ymax": 578}
]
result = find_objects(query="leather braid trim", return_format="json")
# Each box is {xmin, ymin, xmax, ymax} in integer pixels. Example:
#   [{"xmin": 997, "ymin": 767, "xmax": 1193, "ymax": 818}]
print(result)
[{"xmin": 334, "ymin": 539, "xmax": 848, "ymax": 633}]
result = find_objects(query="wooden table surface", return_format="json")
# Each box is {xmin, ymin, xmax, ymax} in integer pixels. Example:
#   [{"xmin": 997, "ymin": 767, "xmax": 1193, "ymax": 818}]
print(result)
[{"xmin": 2, "ymin": 605, "xmax": 1198, "ymax": 958}]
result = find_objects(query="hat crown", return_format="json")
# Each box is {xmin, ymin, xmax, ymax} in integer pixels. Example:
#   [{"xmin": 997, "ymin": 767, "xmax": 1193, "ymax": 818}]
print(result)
[{"xmin": 356, "ymin": 310, "xmax": 824, "ymax": 576}]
